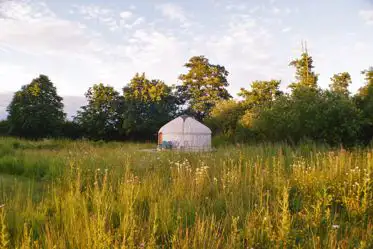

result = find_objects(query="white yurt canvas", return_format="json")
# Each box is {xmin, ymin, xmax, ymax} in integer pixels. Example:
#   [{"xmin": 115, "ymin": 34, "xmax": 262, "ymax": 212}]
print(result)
[{"xmin": 158, "ymin": 115, "xmax": 212, "ymax": 151}]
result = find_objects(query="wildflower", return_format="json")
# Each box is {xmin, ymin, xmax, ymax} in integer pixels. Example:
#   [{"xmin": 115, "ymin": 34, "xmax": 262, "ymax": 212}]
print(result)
[{"xmin": 332, "ymin": 224, "xmax": 340, "ymax": 229}]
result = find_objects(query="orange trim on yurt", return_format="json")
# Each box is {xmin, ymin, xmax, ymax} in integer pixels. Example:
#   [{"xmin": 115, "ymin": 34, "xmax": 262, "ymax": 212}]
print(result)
[{"xmin": 158, "ymin": 132, "xmax": 163, "ymax": 145}]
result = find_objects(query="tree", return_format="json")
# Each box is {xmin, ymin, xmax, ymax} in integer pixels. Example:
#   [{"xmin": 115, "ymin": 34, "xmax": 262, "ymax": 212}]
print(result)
[
  {"xmin": 177, "ymin": 56, "xmax": 231, "ymax": 120},
  {"xmin": 0, "ymin": 120, "xmax": 9, "ymax": 136},
  {"xmin": 250, "ymin": 88, "xmax": 362, "ymax": 146},
  {"xmin": 61, "ymin": 120, "xmax": 83, "ymax": 140},
  {"xmin": 238, "ymin": 80, "xmax": 283, "ymax": 108},
  {"xmin": 74, "ymin": 83, "xmax": 123, "ymax": 140},
  {"xmin": 354, "ymin": 67, "xmax": 373, "ymax": 144},
  {"xmin": 357, "ymin": 67, "xmax": 373, "ymax": 97},
  {"xmin": 329, "ymin": 72, "xmax": 351, "ymax": 95},
  {"xmin": 7, "ymin": 75, "xmax": 65, "ymax": 139},
  {"xmin": 289, "ymin": 45, "xmax": 318, "ymax": 90},
  {"xmin": 121, "ymin": 73, "xmax": 179, "ymax": 140},
  {"xmin": 206, "ymin": 100, "xmax": 245, "ymax": 141}
]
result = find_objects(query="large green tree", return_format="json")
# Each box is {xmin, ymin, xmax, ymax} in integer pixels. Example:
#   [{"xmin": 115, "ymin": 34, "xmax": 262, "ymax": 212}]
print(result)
[
  {"xmin": 289, "ymin": 49, "xmax": 318, "ymax": 90},
  {"xmin": 121, "ymin": 73, "xmax": 179, "ymax": 140},
  {"xmin": 0, "ymin": 120, "xmax": 9, "ymax": 136},
  {"xmin": 250, "ymin": 88, "xmax": 362, "ymax": 146},
  {"xmin": 354, "ymin": 67, "xmax": 373, "ymax": 144},
  {"xmin": 74, "ymin": 83, "xmax": 123, "ymax": 140},
  {"xmin": 206, "ymin": 100, "xmax": 246, "ymax": 141},
  {"xmin": 177, "ymin": 56, "xmax": 231, "ymax": 120},
  {"xmin": 329, "ymin": 72, "xmax": 351, "ymax": 95},
  {"xmin": 238, "ymin": 80, "xmax": 283, "ymax": 108},
  {"xmin": 7, "ymin": 75, "xmax": 65, "ymax": 138}
]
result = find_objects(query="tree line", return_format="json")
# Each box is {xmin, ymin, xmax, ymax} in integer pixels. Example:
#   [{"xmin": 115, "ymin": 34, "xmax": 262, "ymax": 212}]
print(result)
[{"xmin": 1, "ymin": 48, "xmax": 373, "ymax": 146}]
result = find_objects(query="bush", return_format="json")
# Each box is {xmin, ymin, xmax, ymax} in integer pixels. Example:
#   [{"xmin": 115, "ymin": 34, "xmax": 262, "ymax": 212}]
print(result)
[
  {"xmin": 0, "ymin": 120, "xmax": 9, "ymax": 136},
  {"xmin": 206, "ymin": 100, "xmax": 246, "ymax": 141},
  {"xmin": 212, "ymin": 134, "xmax": 232, "ymax": 147},
  {"xmin": 61, "ymin": 121, "xmax": 83, "ymax": 140},
  {"xmin": 251, "ymin": 88, "xmax": 363, "ymax": 146}
]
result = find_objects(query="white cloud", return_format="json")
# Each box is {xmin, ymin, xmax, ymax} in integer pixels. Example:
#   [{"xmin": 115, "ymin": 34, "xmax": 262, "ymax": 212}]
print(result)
[
  {"xmin": 156, "ymin": 3, "xmax": 189, "ymax": 26},
  {"xmin": 0, "ymin": 0, "xmax": 56, "ymax": 21},
  {"xmin": 0, "ymin": 0, "xmax": 290, "ymax": 98},
  {"xmin": 72, "ymin": 4, "xmax": 121, "ymax": 30},
  {"xmin": 73, "ymin": 4, "xmax": 111, "ymax": 20},
  {"xmin": 282, "ymin": 27, "xmax": 292, "ymax": 32},
  {"xmin": 193, "ymin": 13, "xmax": 285, "ymax": 93},
  {"xmin": 0, "ymin": 2, "xmax": 95, "ymax": 57},
  {"xmin": 354, "ymin": 41, "xmax": 369, "ymax": 52},
  {"xmin": 72, "ymin": 4, "xmax": 141, "ymax": 31},
  {"xmin": 225, "ymin": 4, "xmax": 247, "ymax": 11},
  {"xmin": 272, "ymin": 7, "xmax": 280, "ymax": 14},
  {"xmin": 1, "ymin": 0, "xmax": 190, "ymax": 95},
  {"xmin": 359, "ymin": 10, "xmax": 373, "ymax": 25},
  {"xmin": 120, "ymin": 11, "xmax": 132, "ymax": 19}
]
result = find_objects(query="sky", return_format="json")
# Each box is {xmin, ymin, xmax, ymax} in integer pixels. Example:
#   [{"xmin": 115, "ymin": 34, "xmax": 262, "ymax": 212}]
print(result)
[{"xmin": 1, "ymin": 0, "xmax": 373, "ymax": 118}]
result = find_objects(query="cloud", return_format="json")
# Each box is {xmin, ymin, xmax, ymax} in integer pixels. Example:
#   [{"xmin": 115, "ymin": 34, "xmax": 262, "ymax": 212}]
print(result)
[
  {"xmin": 72, "ymin": 4, "xmax": 140, "ymax": 31},
  {"xmin": 225, "ymin": 3, "xmax": 247, "ymax": 11},
  {"xmin": 156, "ymin": 3, "xmax": 189, "ymax": 26},
  {"xmin": 120, "ymin": 11, "xmax": 132, "ymax": 19},
  {"xmin": 0, "ymin": 0, "xmax": 291, "ymax": 99},
  {"xmin": 0, "ymin": 0, "xmax": 56, "ymax": 21},
  {"xmin": 0, "ymin": 0, "xmax": 189, "ymax": 96},
  {"xmin": 282, "ymin": 27, "xmax": 292, "ymax": 32},
  {"xmin": 192, "ymin": 13, "xmax": 287, "ymax": 93},
  {"xmin": 0, "ymin": 1, "xmax": 96, "ymax": 57},
  {"xmin": 73, "ymin": 4, "xmax": 111, "ymax": 20},
  {"xmin": 359, "ymin": 10, "xmax": 373, "ymax": 24},
  {"xmin": 73, "ymin": 4, "xmax": 120, "ymax": 30}
]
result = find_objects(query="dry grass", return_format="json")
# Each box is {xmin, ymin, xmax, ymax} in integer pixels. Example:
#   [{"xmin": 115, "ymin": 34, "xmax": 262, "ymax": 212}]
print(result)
[{"xmin": 0, "ymin": 138, "xmax": 372, "ymax": 248}]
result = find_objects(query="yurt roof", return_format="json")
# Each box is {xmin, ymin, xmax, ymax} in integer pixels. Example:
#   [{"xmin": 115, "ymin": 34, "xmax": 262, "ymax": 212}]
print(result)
[{"xmin": 159, "ymin": 115, "xmax": 212, "ymax": 135}]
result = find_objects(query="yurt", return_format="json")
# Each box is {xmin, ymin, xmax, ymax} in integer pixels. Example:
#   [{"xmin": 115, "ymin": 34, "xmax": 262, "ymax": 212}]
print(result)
[{"xmin": 158, "ymin": 115, "xmax": 212, "ymax": 151}]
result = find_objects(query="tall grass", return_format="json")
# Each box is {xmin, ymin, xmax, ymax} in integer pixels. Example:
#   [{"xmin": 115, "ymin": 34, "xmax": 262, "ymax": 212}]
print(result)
[{"xmin": 0, "ymin": 138, "xmax": 372, "ymax": 248}]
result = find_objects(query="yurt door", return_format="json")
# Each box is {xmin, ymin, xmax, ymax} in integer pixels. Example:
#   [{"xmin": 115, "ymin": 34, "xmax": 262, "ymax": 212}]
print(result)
[{"xmin": 158, "ymin": 132, "xmax": 163, "ymax": 145}]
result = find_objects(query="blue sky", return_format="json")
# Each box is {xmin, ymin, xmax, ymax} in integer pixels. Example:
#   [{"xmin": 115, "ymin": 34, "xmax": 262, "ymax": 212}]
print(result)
[{"xmin": 0, "ymin": 0, "xmax": 373, "ymax": 104}]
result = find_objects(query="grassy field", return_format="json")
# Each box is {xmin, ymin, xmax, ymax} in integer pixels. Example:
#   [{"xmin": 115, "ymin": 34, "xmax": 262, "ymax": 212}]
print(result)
[{"xmin": 0, "ymin": 138, "xmax": 372, "ymax": 248}]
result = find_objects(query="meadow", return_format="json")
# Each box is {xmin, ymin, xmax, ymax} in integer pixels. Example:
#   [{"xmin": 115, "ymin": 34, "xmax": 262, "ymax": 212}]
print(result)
[{"xmin": 0, "ymin": 137, "xmax": 372, "ymax": 249}]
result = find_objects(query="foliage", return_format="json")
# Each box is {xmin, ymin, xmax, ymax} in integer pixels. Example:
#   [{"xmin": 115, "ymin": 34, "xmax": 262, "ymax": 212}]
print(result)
[
  {"xmin": 251, "ymin": 87, "xmax": 362, "ymax": 146},
  {"xmin": 0, "ymin": 138, "xmax": 373, "ymax": 248},
  {"xmin": 121, "ymin": 73, "xmax": 179, "ymax": 140},
  {"xmin": 7, "ymin": 75, "xmax": 65, "ymax": 139},
  {"xmin": 206, "ymin": 100, "xmax": 245, "ymax": 141},
  {"xmin": 74, "ymin": 83, "xmax": 123, "ymax": 140},
  {"xmin": 354, "ymin": 67, "xmax": 373, "ymax": 144},
  {"xmin": 238, "ymin": 80, "xmax": 283, "ymax": 108},
  {"xmin": 177, "ymin": 56, "xmax": 231, "ymax": 120},
  {"xmin": 289, "ymin": 50, "xmax": 318, "ymax": 90},
  {"xmin": 60, "ymin": 121, "xmax": 83, "ymax": 140},
  {"xmin": 1, "ymin": 53, "xmax": 373, "ymax": 147},
  {"xmin": 329, "ymin": 72, "xmax": 351, "ymax": 96},
  {"xmin": 0, "ymin": 120, "xmax": 9, "ymax": 136}
]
